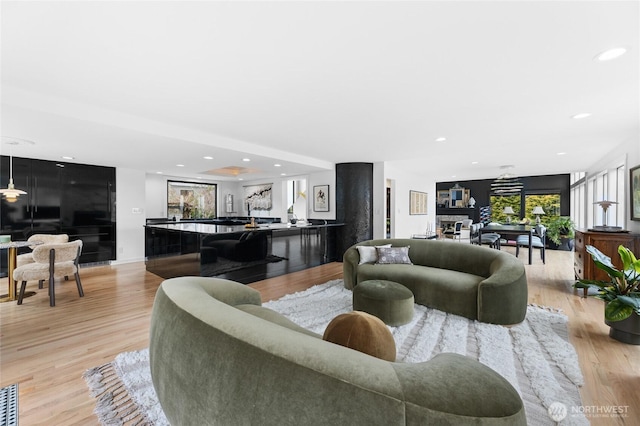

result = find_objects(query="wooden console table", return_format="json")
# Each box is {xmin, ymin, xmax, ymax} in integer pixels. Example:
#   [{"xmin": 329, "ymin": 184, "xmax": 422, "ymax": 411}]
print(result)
[{"xmin": 574, "ymin": 229, "xmax": 640, "ymax": 284}]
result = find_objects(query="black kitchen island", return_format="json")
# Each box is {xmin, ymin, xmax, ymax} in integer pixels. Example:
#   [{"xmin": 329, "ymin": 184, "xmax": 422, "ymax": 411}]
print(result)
[{"xmin": 145, "ymin": 221, "xmax": 343, "ymax": 279}]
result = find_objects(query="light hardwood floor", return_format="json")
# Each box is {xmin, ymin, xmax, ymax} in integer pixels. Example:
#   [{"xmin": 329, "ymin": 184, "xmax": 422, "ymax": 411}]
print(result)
[{"xmin": 1, "ymin": 248, "xmax": 638, "ymax": 425}]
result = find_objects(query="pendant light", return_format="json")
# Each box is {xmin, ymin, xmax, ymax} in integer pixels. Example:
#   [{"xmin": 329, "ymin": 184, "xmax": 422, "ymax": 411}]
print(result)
[
  {"xmin": 491, "ymin": 165, "xmax": 523, "ymax": 194},
  {"xmin": 1, "ymin": 138, "xmax": 30, "ymax": 203}
]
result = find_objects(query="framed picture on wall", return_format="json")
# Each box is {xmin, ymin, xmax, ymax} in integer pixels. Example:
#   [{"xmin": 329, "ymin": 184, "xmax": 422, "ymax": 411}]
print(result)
[
  {"xmin": 313, "ymin": 185, "xmax": 330, "ymax": 212},
  {"xmin": 437, "ymin": 190, "xmax": 449, "ymax": 208},
  {"xmin": 410, "ymin": 190, "xmax": 428, "ymax": 215},
  {"xmin": 631, "ymin": 164, "xmax": 640, "ymax": 221}
]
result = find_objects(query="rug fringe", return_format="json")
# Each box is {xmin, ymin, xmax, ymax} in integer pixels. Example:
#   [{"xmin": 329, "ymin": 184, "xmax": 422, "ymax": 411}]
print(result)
[{"xmin": 83, "ymin": 362, "xmax": 154, "ymax": 425}]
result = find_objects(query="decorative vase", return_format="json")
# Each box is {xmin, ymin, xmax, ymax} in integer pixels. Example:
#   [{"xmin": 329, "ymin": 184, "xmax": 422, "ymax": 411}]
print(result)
[{"xmin": 605, "ymin": 313, "xmax": 640, "ymax": 345}]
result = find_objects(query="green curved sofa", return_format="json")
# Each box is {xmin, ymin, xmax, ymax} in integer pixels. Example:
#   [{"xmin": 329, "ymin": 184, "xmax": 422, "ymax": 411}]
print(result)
[
  {"xmin": 343, "ymin": 239, "xmax": 528, "ymax": 325},
  {"xmin": 150, "ymin": 276, "xmax": 526, "ymax": 425}
]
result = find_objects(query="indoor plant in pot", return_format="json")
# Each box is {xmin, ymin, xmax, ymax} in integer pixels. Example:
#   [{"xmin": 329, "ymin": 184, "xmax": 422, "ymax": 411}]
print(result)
[
  {"xmin": 546, "ymin": 216, "xmax": 575, "ymax": 250},
  {"xmin": 574, "ymin": 244, "xmax": 640, "ymax": 344}
]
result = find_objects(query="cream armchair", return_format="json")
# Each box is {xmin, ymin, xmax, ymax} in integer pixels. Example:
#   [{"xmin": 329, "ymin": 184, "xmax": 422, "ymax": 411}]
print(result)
[
  {"xmin": 16, "ymin": 234, "xmax": 69, "ymax": 267},
  {"xmin": 13, "ymin": 240, "xmax": 83, "ymax": 306}
]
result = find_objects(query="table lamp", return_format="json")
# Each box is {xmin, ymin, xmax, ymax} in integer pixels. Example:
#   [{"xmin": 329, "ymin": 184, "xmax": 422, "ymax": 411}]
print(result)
[
  {"xmin": 503, "ymin": 206, "xmax": 515, "ymax": 224},
  {"xmin": 591, "ymin": 200, "xmax": 621, "ymax": 231},
  {"xmin": 531, "ymin": 206, "xmax": 545, "ymax": 224}
]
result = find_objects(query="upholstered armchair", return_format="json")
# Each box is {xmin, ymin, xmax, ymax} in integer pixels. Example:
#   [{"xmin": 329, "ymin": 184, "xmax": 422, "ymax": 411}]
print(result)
[
  {"xmin": 13, "ymin": 240, "xmax": 83, "ymax": 306},
  {"xmin": 16, "ymin": 234, "xmax": 69, "ymax": 267}
]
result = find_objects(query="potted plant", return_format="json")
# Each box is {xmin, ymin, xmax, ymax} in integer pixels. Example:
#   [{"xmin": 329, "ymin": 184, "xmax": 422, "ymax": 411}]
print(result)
[
  {"xmin": 574, "ymin": 245, "xmax": 640, "ymax": 344},
  {"xmin": 546, "ymin": 216, "xmax": 575, "ymax": 250}
]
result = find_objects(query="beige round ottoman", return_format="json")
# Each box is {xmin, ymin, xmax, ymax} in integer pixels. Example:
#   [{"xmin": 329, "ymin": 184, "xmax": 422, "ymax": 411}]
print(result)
[{"xmin": 353, "ymin": 280, "xmax": 414, "ymax": 326}]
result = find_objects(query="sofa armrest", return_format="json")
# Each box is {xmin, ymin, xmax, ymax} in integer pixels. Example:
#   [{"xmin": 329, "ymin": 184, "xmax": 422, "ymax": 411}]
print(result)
[
  {"xmin": 477, "ymin": 257, "xmax": 528, "ymax": 324},
  {"xmin": 392, "ymin": 353, "xmax": 525, "ymax": 423},
  {"xmin": 342, "ymin": 246, "xmax": 361, "ymax": 290}
]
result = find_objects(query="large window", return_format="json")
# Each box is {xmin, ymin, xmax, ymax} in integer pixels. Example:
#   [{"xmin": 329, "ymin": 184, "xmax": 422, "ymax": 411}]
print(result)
[
  {"xmin": 167, "ymin": 180, "xmax": 217, "ymax": 219},
  {"xmin": 489, "ymin": 195, "xmax": 520, "ymax": 223},
  {"xmin": 524, "ymin": 193, "xmax": 561, "ymax": 225},
  {"xmin": 572, "ymin": 163, "xmax": 626, "ymax": 229}
]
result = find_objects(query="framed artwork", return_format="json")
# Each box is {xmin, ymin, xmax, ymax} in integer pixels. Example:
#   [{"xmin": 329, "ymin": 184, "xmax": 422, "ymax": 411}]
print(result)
[
  {"xmin": 410, "ymin": 190, "xmax": 428, "ymax": 215},
  {"xmin": 437, "ymin": 190, "xmax": 450, "ymax": 208},
  {"xmin": 313, "ymin": 185, "xmax": 329, "ymax": 212},
  {"xmin": 631, "ymin": 164, "xmax": 640, "ymax": 221},
  {"xmin": 244, "ymin": 183, "xmax": 273, "ymax": 211}
]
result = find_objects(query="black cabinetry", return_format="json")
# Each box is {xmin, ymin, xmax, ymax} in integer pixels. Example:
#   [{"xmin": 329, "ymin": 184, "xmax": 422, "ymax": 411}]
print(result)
[{"xmin": 1, "ymin": 156, "xmax": 116, "ymax": 271}]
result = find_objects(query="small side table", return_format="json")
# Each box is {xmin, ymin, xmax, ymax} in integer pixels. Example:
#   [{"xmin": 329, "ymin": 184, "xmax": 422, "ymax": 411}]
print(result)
[{"xmin": 0, "ymin": 240, "xmax": 42, "ymax": 303}]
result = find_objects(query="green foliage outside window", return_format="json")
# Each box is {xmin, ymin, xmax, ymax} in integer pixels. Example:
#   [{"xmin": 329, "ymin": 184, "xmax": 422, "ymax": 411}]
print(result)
[
  {"xmin": 490, "ymin": 195, "xmax": 520, "ymax": 223},
  {"xmin": 524, "ymin": 194, "xmax": 561, "ymax": 225},
  {"xmin": 490, "ymin": 193, "xmax": 561, "ymax": 224}
]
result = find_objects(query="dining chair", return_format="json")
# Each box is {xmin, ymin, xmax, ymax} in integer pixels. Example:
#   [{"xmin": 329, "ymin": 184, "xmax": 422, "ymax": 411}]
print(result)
[
  {"xmin": 470, "ymin": 223, "xmax": 501, "ymax": 249},
  {"xmin": 515, "ymin": 225, "xmax": 546, "ymax": 264},
  {"xmin": 443, "ymin": 221, "xmax": 463, "ymax": 241},
  {"xmin": 13, "ymin": 240, "xmax": 84, "ymax": 306},
  {"xmin": 16, "ymin": 234, "xmax": 69, "ymax": 267}
]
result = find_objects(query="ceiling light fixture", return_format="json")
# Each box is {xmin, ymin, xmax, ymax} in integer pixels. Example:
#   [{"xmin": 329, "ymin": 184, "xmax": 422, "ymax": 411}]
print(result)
[
  {"xmin": 176, "ymin": 164, "xmax": 185, "ymax": 167},
  {"xmin": 571, "ymin": 113, "xmax": 591, "ymax": 119},
  {"xmin": 203, "ymin": 156, "xmax": 213, "ymax": 160},
  {"xmin": 491, "ymin": 166, "xmax": 523, "ymax": 194},
  {"xmin": 242, "ymin": 158, "xmax": 251, "ymax": 162},
  {"xmin": 1, "ymin": 138, "xmax": 33, "ymax": 203},
  {"xmin": 595, "ymin": 47, "xmax": 627, "ymax": 62},
  {"xmin": 274, "ymin": 164, "xmax": 281, "ymax": 167},
  {"xmin": 435, "ymin": 137, "xmax": 447, "ymax": 142},
  {"xmin": 61, "ymin": 156, "xmax": 74, "ymax": 160}
]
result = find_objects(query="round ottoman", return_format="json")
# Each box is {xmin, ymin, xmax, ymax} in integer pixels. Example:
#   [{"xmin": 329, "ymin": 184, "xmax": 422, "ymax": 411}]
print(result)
[{"xmin": 353, "ymin": 280, "xmax": 414, "ymax": 326}]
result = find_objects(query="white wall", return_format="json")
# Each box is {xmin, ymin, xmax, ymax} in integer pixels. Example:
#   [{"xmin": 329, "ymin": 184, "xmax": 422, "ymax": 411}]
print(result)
[
  {"xmin": 382, "ymin": 162, "xmax": 436, "ymax": 239},
  {"xmin": 114, "ymin": 167, "xmax": 146, "ymax": 264},
  {"xmin": 307, "ymin": 169, "xmax": 336, "ymax": 221}
]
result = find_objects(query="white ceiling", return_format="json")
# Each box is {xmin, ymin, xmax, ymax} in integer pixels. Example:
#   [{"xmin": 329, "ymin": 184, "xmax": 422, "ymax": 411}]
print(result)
[{"xmin": 1, "ymin": 1, "xmax": 638, "ymax": 182}]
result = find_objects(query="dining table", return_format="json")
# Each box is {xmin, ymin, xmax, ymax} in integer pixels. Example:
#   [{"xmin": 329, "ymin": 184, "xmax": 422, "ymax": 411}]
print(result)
[
  {"xmin": 479, "ymin": 224, "xmax": 535, "ymax": 264},
  {"xmin": 0, "ymin": 240, "xmax": 42, "ymax": 302}
]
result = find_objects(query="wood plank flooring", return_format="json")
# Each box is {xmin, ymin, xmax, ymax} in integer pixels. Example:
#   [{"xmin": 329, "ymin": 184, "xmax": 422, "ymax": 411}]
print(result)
[{"xmin": 1, "ymin": 247, "xmax": 639, "ymax": 425}]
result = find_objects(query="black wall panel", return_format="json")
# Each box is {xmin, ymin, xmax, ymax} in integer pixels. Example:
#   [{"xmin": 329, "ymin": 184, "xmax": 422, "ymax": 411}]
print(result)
[{"xmin": 336, "ymin": 162, "xmax": 373, "ymax": 256}]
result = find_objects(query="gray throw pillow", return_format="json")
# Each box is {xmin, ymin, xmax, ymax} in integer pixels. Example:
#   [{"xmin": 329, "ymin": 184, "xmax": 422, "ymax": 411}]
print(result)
[
  {"xmin": 357, "ymin": 244, "xmax": 392, "ymax": 264},
  {"xmin": 376, "ymin": 246, "xmax": 412, "ymax": 265}
]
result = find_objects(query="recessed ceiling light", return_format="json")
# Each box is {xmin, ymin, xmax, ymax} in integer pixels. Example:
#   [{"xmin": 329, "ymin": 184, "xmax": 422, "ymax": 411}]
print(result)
[
  {"xmin": 595, "ymin": 47, "xmax": 627, "ymax": 62},
  {"xmin": 451, "ymin": 175, "xmax": 456, "ymax": 178},
  {"xmin": 203, "ymin": 156, "xmax": 213, "ymax": 160},
  {"xmin": 156, "ymin": 171, "xmax": 163, "ymax": 174},
  {"xmin": 435, "ymin": 137, "xmax": 447, "ymax": 142},
  {"xmin": 280, "ymin": 173, "xmax": 287, "ymax": 176},
  {"xmin": 242, "ymin": 158, "xmax": 251, "ymax": 162},
  {"xmin": 557, "ymin": 152, "xmax": 566, "ymax": 156},
  {"xmin": 176, "ymin": 164, "xmax": 185, "ymax": 167},
  {"xmin": 471, "ymin": 161, "xmax": 479, "ymax": 165},
  {"xmin": 571, "ymin": 113, "xmax": 591, "ymax": 119},
  {"xmin": 274, "ymin": 164, "xmax": 281, "ymax": 167},
  {"xmin": 238, "ymin": 178, "xmax": 244, "ymax": 181},
  {"xmin": 61, "ymin": 156, "xmax": 74, "ymax": 160}
]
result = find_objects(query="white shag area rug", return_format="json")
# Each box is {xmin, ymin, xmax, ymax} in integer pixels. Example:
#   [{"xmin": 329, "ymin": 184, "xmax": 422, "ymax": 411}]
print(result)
[{"xmin": 84, "ymin": 279, "xmax": 588, "ymax": 425}]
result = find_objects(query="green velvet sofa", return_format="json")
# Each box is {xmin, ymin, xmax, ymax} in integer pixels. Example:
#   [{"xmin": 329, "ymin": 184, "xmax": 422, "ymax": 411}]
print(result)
[
  {"xmin": 150, "ymin": 276, "xmax": 526, "ymax": 425},
  {"xmin": 343, "ymin": 239, "xmax": 528, "ymax": 325}
]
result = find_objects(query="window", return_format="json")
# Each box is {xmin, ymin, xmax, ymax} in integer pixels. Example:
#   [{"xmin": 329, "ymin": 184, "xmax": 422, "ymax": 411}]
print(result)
[
  {"xmin": 167, "ymin": 180, "xmax": 217, "ymax": 219},
  {"xmin": 489, "ymin": 195, "xmax": 520, "ymax": 223},
  {"xmin": 524, "ymin": 193, "xmax": 561, "ymax": 225}
]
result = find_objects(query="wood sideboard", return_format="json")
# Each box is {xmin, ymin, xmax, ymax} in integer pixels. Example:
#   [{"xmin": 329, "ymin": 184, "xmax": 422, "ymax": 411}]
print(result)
[{"xmin": 574, "ymin": 229, "xmax": 640, "ymax": 282}]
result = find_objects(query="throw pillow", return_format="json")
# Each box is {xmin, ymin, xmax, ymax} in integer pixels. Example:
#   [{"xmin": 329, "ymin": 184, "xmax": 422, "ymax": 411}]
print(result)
[
  {"xmin": 357, "ymin": 244, "xmax": 392, "ymax": 265},
  {"xmin": 323, "ymin": 311, "xmax": 396, "ymax": 361},
  {"xmin": 376, "ymin": 246, "xmax": 412, "ymax": 265}
]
